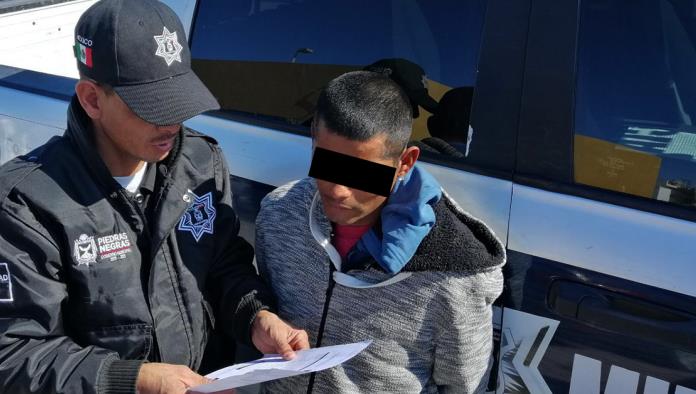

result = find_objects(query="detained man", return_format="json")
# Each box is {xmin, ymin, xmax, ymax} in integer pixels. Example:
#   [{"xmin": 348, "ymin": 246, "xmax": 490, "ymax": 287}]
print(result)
[{"xmin": 255, "ymin": 71, "xmax": 506, "ymax": 393}]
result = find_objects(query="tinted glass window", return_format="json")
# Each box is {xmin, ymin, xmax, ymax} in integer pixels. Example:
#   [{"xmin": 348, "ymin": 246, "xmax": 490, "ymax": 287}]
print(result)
[
  {"xmin": 575, "ymin": 0, "xmax": 696, "ymax": 209},
  {"xmin": 191, "ymin": 0, "xmax": 487, "ymax": 161}
]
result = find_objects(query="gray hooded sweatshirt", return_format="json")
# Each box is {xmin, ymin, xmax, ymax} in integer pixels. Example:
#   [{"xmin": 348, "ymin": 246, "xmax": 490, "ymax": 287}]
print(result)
[{"xmin": 256, "ymin": 177, "xmax": 505, "ymax": 393}]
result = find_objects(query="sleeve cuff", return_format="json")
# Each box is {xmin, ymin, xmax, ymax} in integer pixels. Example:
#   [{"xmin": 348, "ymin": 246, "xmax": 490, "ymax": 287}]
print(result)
[
  {"xmin": 97, "ymin": 358, "xmax": 144, "ymax": 394},
  {"xmin": 233, "ymin": 291, "xmax": 273, "ymax": 345}
]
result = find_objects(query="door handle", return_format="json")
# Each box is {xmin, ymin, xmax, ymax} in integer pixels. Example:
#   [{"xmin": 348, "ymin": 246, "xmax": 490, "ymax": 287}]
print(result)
[{"xmin": 548, "ymin": 280, "xmax": 696, "ymax": 350}]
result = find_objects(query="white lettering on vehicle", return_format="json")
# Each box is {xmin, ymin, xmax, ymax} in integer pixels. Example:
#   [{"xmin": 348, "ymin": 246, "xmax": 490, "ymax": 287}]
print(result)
[
  {"xmin": 570, "ymin": 354, "xmax": 696, "ymax": 394},
  {"xmin": 499, "ymin": 308, "xmax": 696, "ymax": 394}
]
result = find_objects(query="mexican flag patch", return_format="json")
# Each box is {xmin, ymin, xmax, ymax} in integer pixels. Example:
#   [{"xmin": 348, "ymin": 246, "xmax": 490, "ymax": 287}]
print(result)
[{"xmin": 74, "ymin": 43, "xmax": 93, "ymax": 68}]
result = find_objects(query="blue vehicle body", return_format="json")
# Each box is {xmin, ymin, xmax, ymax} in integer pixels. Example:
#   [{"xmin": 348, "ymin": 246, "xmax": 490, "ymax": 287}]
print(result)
[{"xmin": 0, "ymin": 0, "xmax": 695, "ymax": 392}]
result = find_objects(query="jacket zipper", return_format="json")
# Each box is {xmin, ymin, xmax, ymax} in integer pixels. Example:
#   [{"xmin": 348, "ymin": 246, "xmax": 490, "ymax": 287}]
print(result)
[
  {"xmin": 118, "ymin": 189, "xmax": 161, "ymax": 362},
  {"xmin": 142, "ymin": 185, "xmax": 198, "ymax": 366},
  {"xmin": 306, "ymin": 261, "xmax": 336, "ymax": 394}
]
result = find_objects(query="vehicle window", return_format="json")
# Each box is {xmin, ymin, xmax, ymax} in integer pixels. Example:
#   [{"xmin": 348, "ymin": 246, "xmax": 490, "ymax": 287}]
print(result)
[
  {"xmin": 574, "ymin": 0, "xmax": 696, "ymax": 209},
  {"xmin": 190, "ymin": 0, "xmax": 487, "ymax": 162}
]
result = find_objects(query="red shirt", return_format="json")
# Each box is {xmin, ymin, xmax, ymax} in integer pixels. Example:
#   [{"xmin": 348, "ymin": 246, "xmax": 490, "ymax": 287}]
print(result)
[{"xmin": 332, "ymin": 224, "xmax": 371, "ymax": 261}]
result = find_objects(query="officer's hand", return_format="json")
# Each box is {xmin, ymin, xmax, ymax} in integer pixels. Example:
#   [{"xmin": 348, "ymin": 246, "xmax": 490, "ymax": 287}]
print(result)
[
  {"xmin": 136, "ymin": 362, "xmax": 211, "ymax": 394},
  {"xmin": 251, "ymin": 310, "xmax": 310, "ymax": 360}
]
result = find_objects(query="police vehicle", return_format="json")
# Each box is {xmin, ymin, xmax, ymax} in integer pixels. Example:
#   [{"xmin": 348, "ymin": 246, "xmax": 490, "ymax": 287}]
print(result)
[{"xmin": 0, "ymin": 0, "xmax": 694, "ymax": 392}]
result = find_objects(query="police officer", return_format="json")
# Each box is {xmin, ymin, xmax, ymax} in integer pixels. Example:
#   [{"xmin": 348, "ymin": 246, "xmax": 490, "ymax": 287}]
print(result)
[{"xmin": 0, "ymin": 0, "xmax": 308, "ymax": 393}]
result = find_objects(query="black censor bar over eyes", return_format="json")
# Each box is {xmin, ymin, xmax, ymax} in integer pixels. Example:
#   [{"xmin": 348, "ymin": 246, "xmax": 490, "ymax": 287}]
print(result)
[{"xmin": 309, "ymin": 147, "xmax": 397, "ymax": 197}]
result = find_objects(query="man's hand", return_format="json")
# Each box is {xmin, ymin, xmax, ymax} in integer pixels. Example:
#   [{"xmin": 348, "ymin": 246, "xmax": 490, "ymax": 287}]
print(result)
[
  {"xmin": 135, "ymin": 362, "xmax": 211, "ymax": 394},
  {"xmin": 251, "ymin": 310, "xmax": 310, "ymax": 360}
]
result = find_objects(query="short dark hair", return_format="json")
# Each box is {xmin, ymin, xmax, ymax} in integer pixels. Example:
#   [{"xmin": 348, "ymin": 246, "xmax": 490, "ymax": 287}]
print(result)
[{"xmin": 312, "ymin": 71, "xmax": 412, "ymax": 159}]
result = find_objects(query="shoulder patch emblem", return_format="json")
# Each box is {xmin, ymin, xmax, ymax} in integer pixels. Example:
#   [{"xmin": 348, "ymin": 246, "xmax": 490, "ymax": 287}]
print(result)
[
  {"xmin": 178, "ymin": 191, "xmax": 216, "ymax": 242},
  {"xmin": 0, "ymin": 263, "xmax": 13, "ymax": 302}
]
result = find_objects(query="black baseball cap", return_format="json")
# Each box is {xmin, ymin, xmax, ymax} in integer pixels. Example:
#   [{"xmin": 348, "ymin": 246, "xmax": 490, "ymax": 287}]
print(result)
[
  {"xmin": 73, "ymin": 0, "xmax": 219, "ymax": 126},
  {"xmin": 365, "ymin": 58, "xmax": 439, "ymax": 118}
]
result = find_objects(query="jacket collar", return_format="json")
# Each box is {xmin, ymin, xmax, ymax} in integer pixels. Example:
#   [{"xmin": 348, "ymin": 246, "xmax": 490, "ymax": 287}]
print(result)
[
  {"xmin": 403, "ymin": 189, "xmax": 507, "ymax": 274},
  {"xmin": 308, "ymin": 189, "xmax": 412, "ymax": 289},
  {"xmin": 306, "ymin": 176, "xmax": 506, "ymax": 279},
  {"xmin": 65, "ymin": 95, "xmax": 121, "ymax": 193},
  {"xmin": 351, "ymin": 164, "xmax": 442, "ymax": 274},
  {"xmin": 65, "ymin": 95, "xmax": 182, "ymax": 195}
]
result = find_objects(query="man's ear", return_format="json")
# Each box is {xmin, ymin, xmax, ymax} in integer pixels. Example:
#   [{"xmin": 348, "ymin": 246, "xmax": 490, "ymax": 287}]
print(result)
[
  {"xmin": 396, "ymin": 146, "xmax": 420, "ymax": 178},
  {"xmin": 75, "ymin": 80, "xmax": 104, "ymax": 120}
]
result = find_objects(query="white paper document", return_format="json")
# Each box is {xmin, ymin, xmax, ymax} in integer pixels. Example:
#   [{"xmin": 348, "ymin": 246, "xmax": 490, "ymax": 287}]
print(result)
[{"xmin": 189, "ymin": 340, "xmax": 372, "ymax": 393}]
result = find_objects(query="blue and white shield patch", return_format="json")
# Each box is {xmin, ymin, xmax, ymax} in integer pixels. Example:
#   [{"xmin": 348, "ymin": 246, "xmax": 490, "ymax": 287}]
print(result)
[{"xmin": 178, "ymin": 191, "xmax": 216, "ymax": 242}]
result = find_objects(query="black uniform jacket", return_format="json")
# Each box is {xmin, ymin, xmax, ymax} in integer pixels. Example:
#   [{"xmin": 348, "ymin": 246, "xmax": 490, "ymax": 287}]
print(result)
[{"xmin": 0, "ymin": 97, "xmax": 273, "ymax": 393}]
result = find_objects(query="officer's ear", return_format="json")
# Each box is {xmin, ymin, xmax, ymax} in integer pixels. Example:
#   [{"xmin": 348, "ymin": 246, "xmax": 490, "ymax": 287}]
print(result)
[{"xmin": 75, "ymin": 79, "xmax": 106, "ymax": 120}]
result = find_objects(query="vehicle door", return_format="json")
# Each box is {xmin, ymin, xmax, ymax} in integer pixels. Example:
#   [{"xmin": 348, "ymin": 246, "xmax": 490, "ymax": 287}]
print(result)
[{"xmin": 500, "ymin": 1, "xmax": 696, "ymax": 393}]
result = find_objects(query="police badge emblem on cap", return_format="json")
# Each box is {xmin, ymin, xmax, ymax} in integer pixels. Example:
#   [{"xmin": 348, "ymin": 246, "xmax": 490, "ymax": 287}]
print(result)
[{"xmin": 154, "ymin": 27, "xmax": 184, "ymax": 66}]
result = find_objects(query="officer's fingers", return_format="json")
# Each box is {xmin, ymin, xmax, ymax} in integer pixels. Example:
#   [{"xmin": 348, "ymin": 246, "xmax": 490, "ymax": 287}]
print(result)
[
  {"xmin": 178, "ymin": 366, "xmax": 210, "ymax": 388},
  {"xmin": 275, "ymin": 335, "xmax": 297, "ymax": 360},
  {"xmin": 289, "ymin": 329, "xmax": 310, "ymax": 351},
  {"xmin": 191, "ymin": 373, "xmax": 211, "ymax": 387}
]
